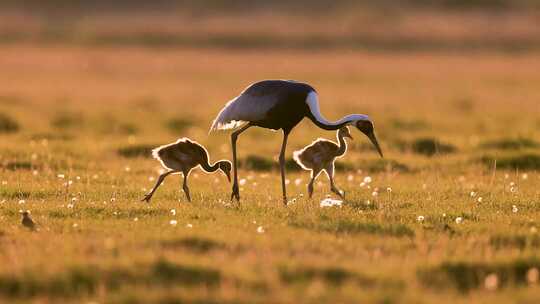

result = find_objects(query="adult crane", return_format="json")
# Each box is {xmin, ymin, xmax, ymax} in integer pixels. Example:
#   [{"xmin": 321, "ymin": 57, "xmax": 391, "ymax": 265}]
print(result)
[{"xmin": 210, "ymin": 79, "xmax": 383, "ymax": 205}]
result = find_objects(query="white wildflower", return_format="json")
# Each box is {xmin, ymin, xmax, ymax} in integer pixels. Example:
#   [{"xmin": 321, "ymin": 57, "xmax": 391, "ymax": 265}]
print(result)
[
  {"xmin": 363, "ymin": 176, "xmax": 372, "ymax": 184},
  {"xmin": 169, "ymin": 220, "xmax": 178, "ymax": 226},
  {"xmin": 455, "ymin": 217, "xmax": 463, "ymax": 224},
  {"xmin": 320, "ymin": 198, "xmax": 343, "ymax": 208},
  {"xmin": 512, "ymin": 205, "xmax": 518, "ymax": 213},
  {"xmin": 239, "ymin": 178, "xmax": 247, "ymax": 186},
  {"xmin": 417, "ymin": 215, "xmax": 425, "ymax": 222},
  {"xmin": 256, "ymin": 226, "xmax": 265, "ymax": 234}
]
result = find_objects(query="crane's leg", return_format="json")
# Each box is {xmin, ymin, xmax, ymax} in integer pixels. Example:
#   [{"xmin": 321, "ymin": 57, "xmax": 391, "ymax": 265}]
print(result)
[
  {"xmin": 182, "ymin": 170, "xmax": 191, "ymax": 202},
  {"xmin": 307, "ymin": 168, "xmax": 320, "ymax": 199},
  {"xmin": 326, "ymin": 164, "xmax": 344, "ymax": 198},
  {"xmin": 279, "ymin": 131, "xmax": 290, "ymax": 205},
  {"xmin": 142, "ymin": 171, "xmax": 174, "ymax": 202},
  {"xmin": 230, "ymin": 123, "xmax": 252, "ymax": 201}
]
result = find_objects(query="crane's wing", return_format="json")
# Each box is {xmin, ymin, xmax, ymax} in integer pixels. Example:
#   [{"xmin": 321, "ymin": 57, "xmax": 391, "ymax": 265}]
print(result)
[{"xmin": 210, "ymin": 92, "xmax": 279, "ymax": 131}]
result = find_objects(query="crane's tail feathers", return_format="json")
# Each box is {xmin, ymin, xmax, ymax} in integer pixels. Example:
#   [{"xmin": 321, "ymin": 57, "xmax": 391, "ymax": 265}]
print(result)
[
  {"xmin": 292, "ymin": 149, "xmax": 309, "ymax": 170},
  {"xmin": 209, "ymin": 119, "xmax": 247, "ymax": 133}
]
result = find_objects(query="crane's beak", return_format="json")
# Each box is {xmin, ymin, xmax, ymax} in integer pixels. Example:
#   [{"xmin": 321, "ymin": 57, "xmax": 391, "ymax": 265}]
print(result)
[
  {"xmin": 225, "ymin": 170, "xmax": 231, "ymax": 183},
  {"xmin": 366, "ymin": 131, "xmax": 383, "ymax": 157}
]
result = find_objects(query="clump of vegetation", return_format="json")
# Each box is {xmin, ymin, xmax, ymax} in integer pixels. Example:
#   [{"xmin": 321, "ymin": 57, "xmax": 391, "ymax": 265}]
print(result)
[
  {"xmin": 417, "ymin": 259, "xmax": 540, "ymax": 293},
  {"xmin": 239, "ymin": 155, "xmax": 274, "ymax": 171},
  {"xmin": 490, "ymin": 234, "xmax": 540, "ymax": 250},
  {"xmin": 0, "ymin": 113, "xmax": 20, "ymax": 133},
  {"xmin": 160, "ymin": 237, "xmax": 225, "ymax": 253},
  {"xmin": 290, "ymin": 217, "xmax": 414, "ymax": 238},
  {"xmin": 390, "ymin": 118, "xmax": 429, "ymax": 131},
  {"xmin": 117, "ymin": 144, "xmax": 157, "ymax": 158},
  {"xmin": 30, "ymin": 133, "xmax": 74, "ymax": 141},
  {"xmin": 410, "ymin": 138, "xmax": 457, "ymax": 157},
  {"xmin": 480, "ymin": 154, "xmax": 540, "ymax": 170},
  {"xmin": 151, "ymin": 259, "xmax": 221, "ymax": 287},
  {"xmin": 360, "ymin": 159, "xmax": 410, "ymax": 173},
  {"xmin": 480, "ymin": 138, "xmax": 539, "ymax": 150},
  {"xmin": 2, "ymin": 161, "xmax": 33, "ymax": 171},
  {"xmin": 51, "ymin": 112, "xmax": 84, "ymax": 130},
  {"xmin": 279, "ymin": 266, "xmax": 371, "ymax": 286},
  {"xmin": 165, "ymin": 118, "xmax": 193, "ymax": 133}
]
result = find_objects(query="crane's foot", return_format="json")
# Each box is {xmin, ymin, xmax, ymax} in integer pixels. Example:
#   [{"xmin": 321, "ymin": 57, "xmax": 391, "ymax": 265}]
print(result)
[
  {"xmin": 282, "ymin": 197, "xmax": 288, "ymax": 206},
  {"xmin": 230, "ymin": 184, "xmax": 240, "ymax": 201},
  {"xmin": 141, "ymin": 193, "xmax": 153, "ymax": 203}
]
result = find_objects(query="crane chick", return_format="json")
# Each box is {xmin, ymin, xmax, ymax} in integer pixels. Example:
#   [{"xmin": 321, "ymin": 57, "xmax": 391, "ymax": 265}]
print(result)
[
  {"xmin": 142, "ymin": 138, "xmax": 231, "ymax": 202},
  {"xmin": 293, "ymin": 126, "xmax": 353, "ymax": 199}
]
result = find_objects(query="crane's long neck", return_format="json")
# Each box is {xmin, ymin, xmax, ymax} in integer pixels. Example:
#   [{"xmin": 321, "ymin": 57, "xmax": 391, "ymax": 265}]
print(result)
[
  {"xmin": 336, "ymin": 132, "xmax": 348, "ymax": 157},
  {"xmin": 305, "ymin": 91, "xmax": 369, "ymax": 130},
  {"xmin": 200, "ymin": 159, "xmax": 220, "ymax": 173}
]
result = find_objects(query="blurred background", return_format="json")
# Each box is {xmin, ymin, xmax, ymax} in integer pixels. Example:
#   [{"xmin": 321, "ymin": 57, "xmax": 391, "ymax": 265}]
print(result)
[{"xmin": 1, "ymin": 0, "xmax": 540, "ymax": 52}]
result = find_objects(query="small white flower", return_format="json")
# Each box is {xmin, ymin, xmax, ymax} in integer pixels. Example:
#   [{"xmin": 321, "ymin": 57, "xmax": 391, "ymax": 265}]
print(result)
[
  {"xmin": 76, "ymin": 176, "xmax": 81, "ymax": 180},
  {"xmin": 68, "ymin": 180, "xmax": 73, "ymax": 185},
  {"xmin": 1, "ymin": 181, "xmax": 6, "ymax": 185},
  {"xmin": 363, "ymin": 176, "xmax": 372, "ymax": 184},
  {"xmin": 186, "ymin": 223, "xmax": 193, "ymax": 228},
  {"xmin": 110, "ymin": 197, "xmax": 116, "ymax": 203},
  {"xmin": 527, "ymin": 268, "xmax": 539, "ymax": 284},
  {"xmin": 442, "ymin": 213, "xmax": 446, "ymax": 218},
  {"xmin": 372, "ymin": 191, "xmax": 378, "ymax": 197},
  {"xmin": 71, "ymin": 197, "xmax": 78, "ymax": 202},
  {"xmin": 455, "ymin": 217, "xmax": 463, "ymax": 224},
  {"xmin": 510, "ymin": 181, "xmax": 515, "ymax": 187},
  {"xmin": 67, "ymin": 203, "xmax": 74, "ymax": 209},
  {"xmin": 320, "ymin": 198, "xmax": 343, "ymax": 208},
  {"xmin": 360, "ymin": 182, "xmax": 366, "ymax": 187},
  {"xmin": 170, "ymin": 209, "xmax": 176, "ymax": 216},
  {"xmin": 386, "ymin": 187, "xmax": 392, "ymax": 193},
  {"xmin": 256, "ymin": 226, "xmax": 265, "ymax": 234},
  {"xmin": 504, "ymin": 174, "xmax": 509, "ymax": 179},
  {"xmin": 287, "ymin": 198, "xmax": 297, "ymax": 205},
  {"xmin": 417, "ymin": 215, "xmax": 425, "ymax": 222},
  {"xmin": 57, "ymin": 174, "xmax": 65, "ymax": 179},
  {"xmin": 484, "ymin": 273, "xmax": 498, "ymax": 291},
  {"xmin": 347, "ymin": 175, "xmax": 354, "ymax": 182},
  {"xmin": 512, "ymin": 205, "xmax": 518, "ymax": 213},
  {"xmin": 294, "ymin": 178, "xmax": 302, "ymax": 186},
  {"xmin": 32, "ymin": 170, "xmax": 39, "ymax": 176},
  {"xmin": 477, "ymin": 197, "xmax": 483, "ymax": 203},
  {"xmin": 92, "ymin": 174, "xmax": 99, "ymax": 179},
  {"xmin": 285, "ymin": 179, "xmax": 290, "ymax": 185},
  {"xmin": 239, "ymin": 178, "xmax": 247, "ymax": 186},
  {"xmin": 18, "ymin": 199, "xmax": 26, "ymax": 204},
  {"xmin": 72, "ymin": 223, "xmax": 79, "ymax": 228},
  {"xmin": 470, "ymin": 191, "xmax": 476, "ymax": 197},
  {"xmin": 133, "ymin": 217, "xmax": 139, "ymax": 222},
  {"xmin": 169, "ymin": 220, "xmax": 178, "ymax": 226},
  {"xmin": 148, "ymin": 176, "xmax": 155, "ymax": 182},
  {"xmin": 522, "ymin": 173, "xmax": 529, "ymax": 180},
  {"xmin": 124, "ymin": 166, "xmax": 131, "ymax": 172}
]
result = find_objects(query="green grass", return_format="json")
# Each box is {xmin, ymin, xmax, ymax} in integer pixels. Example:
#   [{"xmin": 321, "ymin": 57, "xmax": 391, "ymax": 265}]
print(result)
[{"xmin": 0, "ymin": 46, "xmax": 540, "ymax": 303}]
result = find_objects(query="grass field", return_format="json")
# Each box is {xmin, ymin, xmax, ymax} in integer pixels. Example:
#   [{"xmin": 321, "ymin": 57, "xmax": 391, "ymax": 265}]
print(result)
[{"xmin": 1, "ymin": 32, "xmax": 540, "ymax": 303}]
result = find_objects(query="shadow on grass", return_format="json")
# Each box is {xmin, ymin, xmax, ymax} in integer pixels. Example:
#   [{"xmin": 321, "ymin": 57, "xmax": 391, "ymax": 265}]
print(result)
[
  {"xmin": 490, "ymin": 234, "xmax": 540, "ymax": 250},
  {"xmin": 0, "ymin": 259, "xmax": 220, "ymax": 299},
  {"xmin": 160, "ymin": 237, "xmax": 225, "ymax": 253},
  {"xmin": 165, "ymin": 118, "xmax": 194, "ymax": 133},
  {"xmin": 290, "ymin": 217, "xmax": 414, "ymax": 238},
  {"xmin": 117, "ymin": 144, "xmax": 158, "ymax": 158},
  {"xmin": 417, "ymin": 258, "xmax": 540, "ymax": 293},
  {"xmin": 0, "ymin": 113, "xmax": 19, "ymax": 134},
  {"xmin": 395, "ymin": 137, "xmax": 456, "ymax": 157},
  {"xmin": 480, "ymin": 154, "xmax": 540, "ymax": 170},
  {"xmin": 480, "ymin": 138, "xmax": 539, "ymax": 150}
]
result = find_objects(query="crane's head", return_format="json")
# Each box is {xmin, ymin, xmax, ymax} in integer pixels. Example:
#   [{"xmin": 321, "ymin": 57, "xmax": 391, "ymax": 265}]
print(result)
[
  {"xmin": 355, "ymin": 120, "xmax": 383, "ymax": 157},
  {"xmin": 338, "ymin": 126, "xmax": 353, "ymax": 140},
  {"xmin": 218, "ymin": 161, "xmax": 232, "ymax": 182}
]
